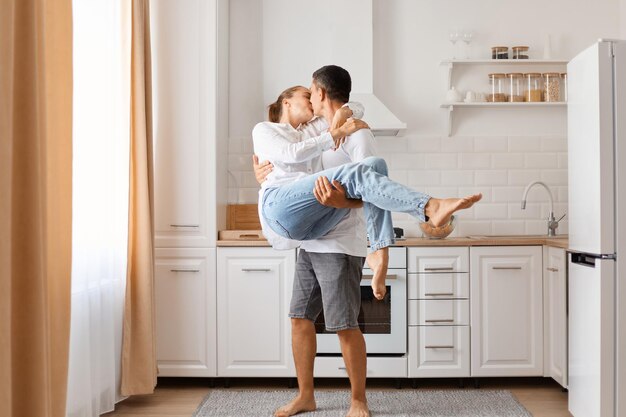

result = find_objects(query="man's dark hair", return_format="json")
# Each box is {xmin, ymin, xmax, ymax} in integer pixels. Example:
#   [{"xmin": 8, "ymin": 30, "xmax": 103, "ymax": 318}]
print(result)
[{"xmin": 312, "ymin": 65, "xmax": 351, "ymax": 103}]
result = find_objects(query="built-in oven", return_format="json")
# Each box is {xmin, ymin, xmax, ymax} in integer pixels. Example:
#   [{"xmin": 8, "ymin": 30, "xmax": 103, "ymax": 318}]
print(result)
[{"xmin": 315, "ymin": 247, "xmax": 407, "ymax": 355}]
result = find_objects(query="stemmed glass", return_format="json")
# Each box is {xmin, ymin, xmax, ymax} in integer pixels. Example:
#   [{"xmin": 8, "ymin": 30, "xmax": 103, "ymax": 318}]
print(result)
[
  {"xmin": 462, "ymin": 31, "xmax": 474, "ymax": 59},
  {"xmin": 448, "ymin": 30, "xmax": 460, "ymax": 59}
]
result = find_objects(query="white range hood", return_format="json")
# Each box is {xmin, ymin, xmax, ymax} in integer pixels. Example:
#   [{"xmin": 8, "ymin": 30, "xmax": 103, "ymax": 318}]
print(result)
[
  {"xmin": 261, "ymin": 0, "xmax": 406, "ymax": 136},
  {"xmin": 329, "ymin": 0, "xmax": 406, "ymax": 136}
]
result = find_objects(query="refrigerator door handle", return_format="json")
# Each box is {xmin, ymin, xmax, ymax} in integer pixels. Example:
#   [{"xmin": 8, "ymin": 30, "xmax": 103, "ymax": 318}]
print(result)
[{"xmin": 570, "ymin": 252, "xmax": 598, "ymax": 267}]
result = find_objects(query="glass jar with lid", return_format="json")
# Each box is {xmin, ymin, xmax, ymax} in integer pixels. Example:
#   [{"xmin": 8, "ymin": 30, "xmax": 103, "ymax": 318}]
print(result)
[
  {"xmin": 488, "ymin": 73, "xmax": 507, "ymax": 102},
  {"xmin": 543, "ymin": 72, "xmax": 561, "ymax": 102},
  {"xmin": 491, "ymin": 46, "xmax": 509, "ymax": 60},
  {"xmin": 560, "ymin": 73, "xmax": 568, "ymax": 102},
  {"xmin": 507, "ymin": 73, "xmax": 524, "ymax": 102},
  {"xmin": 512, "ymin": 46, "xmax": 530, "ymax": 59},
  {"xmin": 524, "ymin": 73, "xmax": 543, "ymax": 102}
]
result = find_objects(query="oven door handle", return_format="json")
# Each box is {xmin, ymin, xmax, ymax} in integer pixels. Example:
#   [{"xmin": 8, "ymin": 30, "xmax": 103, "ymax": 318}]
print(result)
[{"xmin": 362, "ymin": 274, "xmax": 397, "ymax": 281}]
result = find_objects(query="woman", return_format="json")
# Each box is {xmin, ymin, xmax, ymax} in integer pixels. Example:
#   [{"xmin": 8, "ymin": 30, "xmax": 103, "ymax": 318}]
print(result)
[{"xmin": 253, "ymin": 86, "xmax": 481, "ymax": 298}]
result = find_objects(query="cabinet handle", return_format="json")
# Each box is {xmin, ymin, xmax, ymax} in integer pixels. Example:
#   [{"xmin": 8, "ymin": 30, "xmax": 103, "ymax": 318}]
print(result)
[
  {"xmin": 492, "ymin": 266, "xmax": 522, "ymax": 270},
  {"xmin": 170, "ymin": 224, "xmax": 200, "ymax": 228},
  {"xmin": 425, "ymin": 345, "xmax": 455, "ymax": 349},
  {"xmin": 424, "ymin": 292, "xmax": 454, "ymax": 296},
  {"xmin": 362, "ymin": 274, "xmax": 397, "ymax": 281},
  {"xmin": 338, "ymin": 366, "xmax": 347, "ymax": 370},
  {"xmin": 424, "ymin": 267, "xmax": 455, "ymax": 271},
  {"xmin": 241, "ymin": 268, "xmax": 271, "ymax": 272},
  {"xmin": 425, "ymin": 319, "xmax": 455, "ymax": 323},
  {"xmin": 546, "ymin": 267, "xmax": 559, "ymax": 272},
  {"xmin": 170, "ymin": 269, "xmax": 200, "ymax": 273}
]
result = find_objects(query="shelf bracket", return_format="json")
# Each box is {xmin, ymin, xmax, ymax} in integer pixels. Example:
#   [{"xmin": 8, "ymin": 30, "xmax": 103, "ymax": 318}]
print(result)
[
  {"xmin": 447, "ymin": 105, "xmax": 453, "ymax": 137},
  {"xmin": 446, "ymin": 62, "xmax": 453, "ymax": 91}
]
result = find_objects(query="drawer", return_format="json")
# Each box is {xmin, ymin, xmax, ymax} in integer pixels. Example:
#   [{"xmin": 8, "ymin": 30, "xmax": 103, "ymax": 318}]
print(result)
[
  {"xmin": 408, "ymin": 299, "xmax": 469, "ymax": 326},
  {"xmin": 314, "ymin": 356, "xmax": 407, "ymax": 378},
  {"xmin": 364, "ymin": 247, "xmax": 406, "ymax": 269},
  {"xmin": 408, "ymin": 326, "xmax": 470, "ymax": 377},
  {"xmin": 407, "ymin": 247, "xmax": 469, "ymax": 273},
  {"xmin": 408, "ymin": 272, "xmax": 469, "ymax": 299}
]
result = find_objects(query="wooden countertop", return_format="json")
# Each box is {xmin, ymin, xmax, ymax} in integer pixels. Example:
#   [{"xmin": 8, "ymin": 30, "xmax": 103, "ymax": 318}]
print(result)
[{"xmin": 217, "ymin": 233, "xmax": 569, "ymax": 249}]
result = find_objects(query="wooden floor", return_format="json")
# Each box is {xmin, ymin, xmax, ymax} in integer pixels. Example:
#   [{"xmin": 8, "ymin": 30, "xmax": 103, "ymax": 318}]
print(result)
[{"xmin": 104, "ymin": 377, "xmax": 572, "ymax": 417}]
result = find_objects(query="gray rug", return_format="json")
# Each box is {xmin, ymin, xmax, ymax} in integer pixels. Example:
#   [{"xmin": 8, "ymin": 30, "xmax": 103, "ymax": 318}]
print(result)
[{"xmin": 192, "ymin": 389, "xmax": 532, "ymax": 417}]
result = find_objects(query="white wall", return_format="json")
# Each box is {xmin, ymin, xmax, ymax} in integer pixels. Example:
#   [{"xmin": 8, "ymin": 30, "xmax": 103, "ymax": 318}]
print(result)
[
  {"xmin": 622, "ymin": 0, "xmax": 626, "ymax": 38},
  {"xmin": 227, "ymin": 0, "xmax": 621, "ymax": 236}
]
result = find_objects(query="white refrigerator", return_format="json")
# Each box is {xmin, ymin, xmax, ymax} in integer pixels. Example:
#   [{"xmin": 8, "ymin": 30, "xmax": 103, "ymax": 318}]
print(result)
[{"xmin": 567, "ymin": 39, "xmax": 626, "ymax": 417}]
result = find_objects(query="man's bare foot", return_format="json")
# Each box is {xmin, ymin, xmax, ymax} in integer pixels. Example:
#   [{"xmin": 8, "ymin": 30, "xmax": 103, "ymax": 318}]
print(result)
[
  {"xmin": 346, "ymin": 399, "xmax": 370, "ymax": 417},
  {"xmin": 425, "ymin": 193, "xmax": 483, "ymax": 227},
  {"xmin": 366, "ymin": 248, "xmax": 388, "ymax": 300},
  {"xmin": 274, "ymin": 395, "xmax": 316, "ymax": 417}
]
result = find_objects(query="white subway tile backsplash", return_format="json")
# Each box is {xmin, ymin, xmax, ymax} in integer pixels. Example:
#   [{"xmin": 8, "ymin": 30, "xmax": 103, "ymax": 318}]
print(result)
[
  {"xmin": 525, "ymin": 153, "xmax": 558, "ymax": 169},
  {"xmin": 508, "ymin": 170, "xmax": 543, "ymax": 185},
  {"xmin": 474, "ymin": 136, "xmax": 507, "ymax": 152},
  {"xmin": 541, "ymin": 169, "xmax": 568, "ymax": 186},
  {"xmin": 407, "ymin": 170, "xmax": 441, "ymax": 187},
  {"xmin": 509, "ymin": 136, "xmax": 542, "ymax": 152},
  {"xmin": 491, "ymin": 220, "xmax": 526, "ymax": 235},
  {"xmin": 441, "ymin": 136, "xmax": 473, "ymax": 153},
  {"xmin": 474, "ymin": 204, "xmax": 508, "ymax": 219},
  {"xmin": 441, "ymin": 170, "xmax": 475, "ymax": 186},
  {"xmin": 459, "ymin": 154, "xmax": 491, "ymax": 169},
  {"xmin": 227, "ymin": 133, "xmax": 569, "ymax": 235},
  {"xmin": 541, "ymin": 136, "xmax": 568, "ymax": 152},
  {"xmin": 475, "ymin": 170, "xmax": 508, "ymax": 186},
  {"xmin": 492, "ymin": 153, "xmax": 524, "ymax": 169},
  {"xmin": 392, "ymin": 153, "xmax": 425, "ymax": 169},
  {"xmin": 424, "ymin": 153, "xmax": 458, "ymax": 169},
  {"xmin": 408, "ymin": 136, "xmax": 441, "ymax": 152}
]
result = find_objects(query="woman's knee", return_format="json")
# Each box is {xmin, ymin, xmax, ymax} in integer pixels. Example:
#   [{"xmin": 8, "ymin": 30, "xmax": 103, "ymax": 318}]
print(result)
[{"xmin": 360, "ymin": 156, "xmax": 388, "ymax": 175}]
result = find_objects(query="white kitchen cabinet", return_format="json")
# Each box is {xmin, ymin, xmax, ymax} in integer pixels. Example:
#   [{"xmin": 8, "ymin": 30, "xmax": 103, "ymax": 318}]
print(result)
[
  {"xmin": 217, "ymin": 248, "xmax": 296, "ymax": 377},
  {"xmin": 470, "ymin": 246, "xmax": 544, "ymax": 376},
  {"xmin": 543, "ymin": 246, "xmax": 568, "ymax": 387},
  {"xmin": 155, "ymin": 248, "xmax": 217, "ymax": 376},
  {"xmin": 408, "ymin": 247, "xmax": 470, "ymax": 378},
  {"xmin": 152, "ymin": 0, "xmax": 228, "ymax": 248}
]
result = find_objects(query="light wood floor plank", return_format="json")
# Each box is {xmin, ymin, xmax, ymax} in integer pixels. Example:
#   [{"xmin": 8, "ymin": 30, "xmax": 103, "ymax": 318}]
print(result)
[{"xmin": 104, "ymin": 377, "xmax": 572, "ymax": 417}]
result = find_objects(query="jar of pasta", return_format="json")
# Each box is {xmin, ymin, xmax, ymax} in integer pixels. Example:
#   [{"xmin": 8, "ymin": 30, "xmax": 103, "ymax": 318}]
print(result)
[
  {"xmin": 507, "ymin": 73, "xmax": 524, "ymax": 102},
  {"xmin": 487, "ymin": 73, "xmax": 507, "ymax": 102},
  {"xmin": 543, "ymin": 72, "xmax": 561, "ymax": 102},
  {"xmin": 491, "ymin": 46, "xmax": 509, "ymax": 60},
  {"xmin": 512, "ymin": 46, "xmax": 530, "ymax": 59},
  {"xmin": 560, "ymin": 73, "xmax": 568, "ymax": 102},
  {"xmin": 524, "ymin": 73, "xmax": 543, "ymax": 102}
]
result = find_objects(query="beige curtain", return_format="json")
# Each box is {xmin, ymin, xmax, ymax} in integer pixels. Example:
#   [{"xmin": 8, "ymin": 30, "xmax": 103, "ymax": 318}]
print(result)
[
  {"xmin": 0, "ymin": 1, "xmax": 73, "ymax": 416},
  {"xmin": 121, "ymin": 0, "xmax": 157, "ymax": 396}
]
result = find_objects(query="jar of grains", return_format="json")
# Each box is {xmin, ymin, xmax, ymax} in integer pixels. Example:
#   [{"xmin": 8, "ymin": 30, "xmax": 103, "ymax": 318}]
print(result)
[
  {"xmin": 543, "ymin": 72, "xmax": 561, "ymax": 102},
  {"xmin": 512, "ymin": 46, "xmax": 530, "ymax": 59},
  {"xmin": 507, "ymin": 73, "xmax": 525, "ymax": 102},
  {"xmin": 487, "ymin": 73, "xmax": 507, "ymax": 102},
  {"xmin": 491, "ymin": 46, "xmax": 509, "ymax": 59},
  {"xmin": 525, "ymin": 73, "xmax": 543, "ymax": 102},
  {"xmin": 560, "ymin": 73, "xmax": 568, "ymax": 102}
]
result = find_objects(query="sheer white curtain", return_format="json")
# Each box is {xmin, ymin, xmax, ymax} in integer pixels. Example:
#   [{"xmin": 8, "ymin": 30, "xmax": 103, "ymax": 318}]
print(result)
[{"xmin": 66, "ymin": 0, "xmax": 130, "ymax": 416}]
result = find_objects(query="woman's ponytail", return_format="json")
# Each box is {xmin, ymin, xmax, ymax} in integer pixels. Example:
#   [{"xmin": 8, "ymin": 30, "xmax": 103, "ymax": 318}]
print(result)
[{"xmin": 267, "ymin": 86, "xmax": 306, "ymax": 122}]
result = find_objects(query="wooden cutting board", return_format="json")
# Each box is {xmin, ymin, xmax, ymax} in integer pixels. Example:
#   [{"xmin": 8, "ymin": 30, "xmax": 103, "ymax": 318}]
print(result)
[{"xmin": 227, "ymin": 204, "xmax": 261, "ymax": 230}]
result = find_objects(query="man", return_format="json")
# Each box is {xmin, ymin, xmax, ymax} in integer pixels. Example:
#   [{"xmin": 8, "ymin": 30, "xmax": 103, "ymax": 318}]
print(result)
[{"xmin": 254, "ymin": 65, "xmax": 375, "ymax": 417}]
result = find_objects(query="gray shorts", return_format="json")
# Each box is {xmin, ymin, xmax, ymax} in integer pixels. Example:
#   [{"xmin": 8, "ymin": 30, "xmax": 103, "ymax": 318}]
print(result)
[{"xmin": 289, "ymin": 249, "xmax": 365, "ymax": 332}]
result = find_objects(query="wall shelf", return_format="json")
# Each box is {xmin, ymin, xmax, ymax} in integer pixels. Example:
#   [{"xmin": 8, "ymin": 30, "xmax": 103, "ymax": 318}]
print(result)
[{"xmin": 441, "ymin": 59, "xmax": 569, "ymax": 136}]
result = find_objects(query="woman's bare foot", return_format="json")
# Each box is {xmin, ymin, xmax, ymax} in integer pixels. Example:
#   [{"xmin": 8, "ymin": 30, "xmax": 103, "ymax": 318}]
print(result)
[
  {"xmin": 425, "ymin": 193, "xmax": 483, "ymax": 227},
  {"xmin": 346, "ymin": 399, "xmax": 370, "ymax": 417},
  {"xmin": 274, "ymin": 395, "xmax": 316, "ymax": 417},
  {"xmin": 366, "ymin": 248, "xmax": 388, "ymax": 300}
]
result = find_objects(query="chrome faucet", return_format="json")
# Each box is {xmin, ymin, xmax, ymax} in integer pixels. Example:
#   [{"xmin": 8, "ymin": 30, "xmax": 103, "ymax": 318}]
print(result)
[{"xmin": 521, "ymin": 181, "xmax": 565, "ymax": 236}]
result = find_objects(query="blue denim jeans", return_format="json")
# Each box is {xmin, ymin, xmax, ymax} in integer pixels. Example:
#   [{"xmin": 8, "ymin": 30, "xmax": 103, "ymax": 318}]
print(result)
[{"xmin": 261, "ymin": 157, "xmax": 431, "ymax": 251}]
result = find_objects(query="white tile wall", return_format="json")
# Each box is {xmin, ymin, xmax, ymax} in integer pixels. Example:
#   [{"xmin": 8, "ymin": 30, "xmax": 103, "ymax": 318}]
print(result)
[{"xmin": 228, "ymin": 135, "xmax": 568, "ymax": 237}]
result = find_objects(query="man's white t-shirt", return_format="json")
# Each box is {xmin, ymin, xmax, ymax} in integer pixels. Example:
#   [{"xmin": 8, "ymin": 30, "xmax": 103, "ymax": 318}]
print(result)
[{"xmin": 299, "ymin": 129, "xmax": 376, "ymax": 258}]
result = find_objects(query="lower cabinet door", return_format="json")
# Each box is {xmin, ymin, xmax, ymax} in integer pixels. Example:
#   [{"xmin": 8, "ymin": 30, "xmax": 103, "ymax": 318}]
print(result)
[
  {"xmin": 217, "ymin": 247, "xmax": 296, "ymax": 377},
  {"xmin": 155, "ymin": 248, "xmax": 216, "ymax": 376},
  {"xmin": 408, "ymin": 326, "xmax": 470, "ymax": 377}
]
